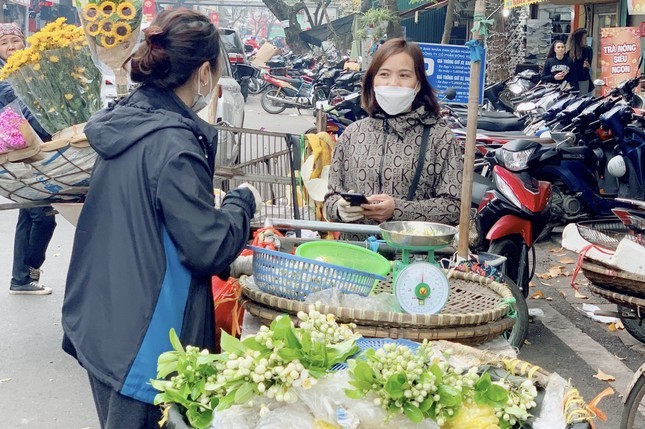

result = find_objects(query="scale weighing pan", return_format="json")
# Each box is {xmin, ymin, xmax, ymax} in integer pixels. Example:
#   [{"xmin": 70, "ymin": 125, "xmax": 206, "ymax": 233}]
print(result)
[{"xmin": 379, "ymin": 221, "xmax": 457, "ymax": 250}]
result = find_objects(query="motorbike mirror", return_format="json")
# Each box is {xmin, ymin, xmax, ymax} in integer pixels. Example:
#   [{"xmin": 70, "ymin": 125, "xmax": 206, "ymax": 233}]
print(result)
[
  {"xmin": 593, "ymin": 79, "xmax": 606, "ymax": 87},
  {"xmin": 444, "ymin": 87, "xmax": 457, "ymax": 100},
  {"xmin": 516, "ymin": 101, "xmax": 537, "ymax": 113}
]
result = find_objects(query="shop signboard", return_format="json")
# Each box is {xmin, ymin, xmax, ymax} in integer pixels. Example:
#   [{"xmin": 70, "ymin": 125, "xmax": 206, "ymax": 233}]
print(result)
[
  {"xmin": 600, "ymin": 27, "xmax": 641, "ymax": 96},
  {"xmin": 418, "ymin": 43, "xmax": 486, "ymax": 105},
  {"xmin": 143, "ymin": 0, "xmax": 155, "ymax": 23},
  {"xmin": 503, "ymin": 0, "xmax": 545, "ymax": 10},
  {"xmin": 627, "ymin": 0, "xmax": 645, "ymax": 15},
  {"xmin": 7, "ymin": 0, "xmax": 30, "ymax": 6}
]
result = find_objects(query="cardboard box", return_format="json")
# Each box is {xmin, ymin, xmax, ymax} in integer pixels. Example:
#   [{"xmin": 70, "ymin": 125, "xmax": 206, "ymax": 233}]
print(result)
[{"xmin": 252, "ymin": 42, "xmax": 280, "ymax": 66}]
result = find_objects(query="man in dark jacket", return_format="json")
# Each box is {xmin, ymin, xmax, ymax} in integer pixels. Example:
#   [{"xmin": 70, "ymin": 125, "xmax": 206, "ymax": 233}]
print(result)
[{"xmin": 0, "ymin": 23, "xmax": 56, "ymax": 295}]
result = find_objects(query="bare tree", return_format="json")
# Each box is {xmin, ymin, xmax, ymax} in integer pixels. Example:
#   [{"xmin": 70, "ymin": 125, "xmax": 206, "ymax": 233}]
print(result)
[
  {"xmin": 261, "ymin": 0, "xmax": 312, "ymax": 54},
  {"xmin": 380, "ymin": 0, "xmax": 402, "ymax": 38},
  {"xmin": 441, "ymin": 0, "xmax": 456, "ymax": 43}
]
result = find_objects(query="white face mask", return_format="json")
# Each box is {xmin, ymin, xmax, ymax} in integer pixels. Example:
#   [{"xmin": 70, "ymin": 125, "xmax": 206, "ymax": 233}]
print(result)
[
  {"xmin": 191, "ymin": 68, "xmax": 212, "ymax": 113},
  {"xmin": 374, "ymin": 84, "xmax": 419, "ymax": 116}
]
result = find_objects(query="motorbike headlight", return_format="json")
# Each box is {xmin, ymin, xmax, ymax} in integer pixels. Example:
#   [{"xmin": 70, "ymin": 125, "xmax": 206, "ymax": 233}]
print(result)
[
  {"xmin": 493, "ymin": 172, "xmax": 523, "ymax": 209},
  {"xmin": 509, "ymin": 83, "xmax": 523, "ymax": 95},
  {"xmin": 501, "ymin": 147, "xmax": 534, "ymax": 171}
]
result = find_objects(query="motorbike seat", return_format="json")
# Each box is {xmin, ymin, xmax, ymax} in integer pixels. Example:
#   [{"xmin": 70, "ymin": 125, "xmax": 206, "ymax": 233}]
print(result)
[
  {"xmin": 273, "ymin": 76, "xmax": 305, "ymax": 85},
  {"xmin": 460, "ymin": 115, "xmax": 526, "ymax": 132}
]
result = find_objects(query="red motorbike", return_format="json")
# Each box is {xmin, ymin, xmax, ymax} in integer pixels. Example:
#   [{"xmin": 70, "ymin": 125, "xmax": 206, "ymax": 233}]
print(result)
[{"xmin": 475, "ymin": 139, "xmax": 553, "ymax": 299}]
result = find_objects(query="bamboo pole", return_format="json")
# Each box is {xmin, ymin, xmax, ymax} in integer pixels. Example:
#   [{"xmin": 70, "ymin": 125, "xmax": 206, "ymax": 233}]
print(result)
[{"xmin": 457, "ymin": 0, "xmax": 486, "ymax": 260}]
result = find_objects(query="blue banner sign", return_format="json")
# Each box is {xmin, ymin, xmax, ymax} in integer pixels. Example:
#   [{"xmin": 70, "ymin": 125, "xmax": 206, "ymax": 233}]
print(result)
[{"xmin": 417, "ymin": 43, "xmax": 486, "ymax": 105}]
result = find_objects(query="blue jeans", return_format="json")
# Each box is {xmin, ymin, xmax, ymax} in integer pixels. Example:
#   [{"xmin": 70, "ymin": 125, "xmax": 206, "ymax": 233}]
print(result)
[{"xmin": 11, "ymin": 207, "xmax": 57, "ymax": 287}]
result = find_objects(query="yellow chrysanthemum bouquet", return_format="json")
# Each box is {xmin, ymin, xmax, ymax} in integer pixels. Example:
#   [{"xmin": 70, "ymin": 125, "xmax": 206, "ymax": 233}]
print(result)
[
  {"xmin": 0, "ymin": 18, "xmax": 102, "ymax": 135},
  {"xmin": 77, "ymin": 0, "xmax": 143, "ymax": 97}
]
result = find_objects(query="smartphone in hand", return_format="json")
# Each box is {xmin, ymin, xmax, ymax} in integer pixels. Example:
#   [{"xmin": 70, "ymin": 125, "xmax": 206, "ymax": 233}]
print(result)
[{"xmin": 340, "ymin": 192, "xmax": 368, "ymax": 206}]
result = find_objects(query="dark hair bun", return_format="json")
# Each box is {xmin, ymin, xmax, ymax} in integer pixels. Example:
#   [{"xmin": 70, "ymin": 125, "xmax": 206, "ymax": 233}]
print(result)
[
  {"xmin": 129, "ymin": 10, "xmax": 220, "ymax": 89},
  {"xmin": 131, "ymin": 26, "xmax": 171, "ymax": 82}
]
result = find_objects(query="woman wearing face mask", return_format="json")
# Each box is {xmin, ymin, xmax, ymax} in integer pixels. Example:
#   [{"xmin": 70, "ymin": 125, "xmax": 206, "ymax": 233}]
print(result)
[
  {"xmin": 541, "ymin": 41, "xmax": 574, "ymax": 86},
  {"xmin": 62, "ymin": 10, "xmax": 261, "ymax": 427},
  {"xmin": 323, "ymin": 38, "xmax": 462, "ymax": 234}
]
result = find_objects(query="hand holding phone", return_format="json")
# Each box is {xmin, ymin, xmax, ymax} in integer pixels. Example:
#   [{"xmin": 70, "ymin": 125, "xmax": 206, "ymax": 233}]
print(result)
[{"xmin": 340, "ymin": 192, "xmax": 368, "ymax": 206}]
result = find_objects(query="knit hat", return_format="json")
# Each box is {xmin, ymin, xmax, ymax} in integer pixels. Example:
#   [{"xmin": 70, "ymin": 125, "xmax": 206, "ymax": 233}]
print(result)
[{"xmin": 0, "ymin": 23, "xmax": 24, "ymax": 40}]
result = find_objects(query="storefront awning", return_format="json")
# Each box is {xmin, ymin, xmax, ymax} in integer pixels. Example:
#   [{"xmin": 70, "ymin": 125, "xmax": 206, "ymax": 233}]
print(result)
[
  {"xmin": 504, "ymin": 0, "xmax": 546, "ymax": 9},
  {"xmin": 7, "ymin": 0, "xmax": 30, "ymax": 6}
]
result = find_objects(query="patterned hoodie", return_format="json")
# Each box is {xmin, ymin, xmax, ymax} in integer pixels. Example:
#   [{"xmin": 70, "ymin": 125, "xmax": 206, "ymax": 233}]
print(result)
[{"xmin": 324, "ymin": 106, "xmax": 463, "ymax": 229}]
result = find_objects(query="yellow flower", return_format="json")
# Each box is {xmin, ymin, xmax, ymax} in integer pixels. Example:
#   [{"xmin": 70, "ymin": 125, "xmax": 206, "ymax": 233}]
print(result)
[
  {"xmin": 82, "ymin": 4, "xmax": 100, "ymax": 22},
  {"xmin": 99, "ymin": 19, "xmax": 115, "ymax": 36},
  {"xmin": 100, "ymin": 35, "xmax": 118, "ymax": 48},
  {"xmin": 33, "ymin": 63, "xmax": 41, "ymax": 71},
  {"xmin": 116, "ymin": 2, "xmax": 135, "ymax": 20},
  {"xmin": 86, "ymin": 22, "xmax": 101, "ymax": 37},
  {"xmin": 49, "ymin": 55, "xmax": 60, "ymax": 63},
  {"xmin": 64, "ymin": 93, "xmax": 74, "ymax": 101},
  {"xmin": 99, "ymin": 1, "xmax": 117, "ymax": 18},
  {"xmin": 113, "ymin": 22, "xmax": 132, "ymax": 40}
]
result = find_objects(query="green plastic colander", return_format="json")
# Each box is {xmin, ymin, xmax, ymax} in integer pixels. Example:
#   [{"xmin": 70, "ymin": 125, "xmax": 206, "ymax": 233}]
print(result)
[{"xmin": 295, "ymin": 241, "xmax": 391, "ymax": 278}]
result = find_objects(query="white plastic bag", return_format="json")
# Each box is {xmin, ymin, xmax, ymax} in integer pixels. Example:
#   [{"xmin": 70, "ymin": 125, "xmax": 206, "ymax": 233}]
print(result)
[{"xmin": 533, "ymin": 372, "xmax": 567, "ymax": 429}]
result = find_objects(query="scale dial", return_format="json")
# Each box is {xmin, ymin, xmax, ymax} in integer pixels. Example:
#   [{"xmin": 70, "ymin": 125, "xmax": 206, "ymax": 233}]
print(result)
[{"xmin": 394, "ymin": 262, "xmax": 450, "ymax": 314}]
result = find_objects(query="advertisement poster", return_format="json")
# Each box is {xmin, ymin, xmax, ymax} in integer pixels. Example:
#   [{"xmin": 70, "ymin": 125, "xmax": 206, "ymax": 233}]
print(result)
[
  {"xmin": 143, "ymin": 0, "xmax": 156, "ymax": 23},
  {"xmin": 600, "ymin": 27, "xmax": 641, "ymax": 95},
  {"xmin": 627, "ymin": 0, "xmax": 645, "ymax": 15},
  {"xmin": 417, "ymin": 43, "xmax": 486, "ymax": 105}
]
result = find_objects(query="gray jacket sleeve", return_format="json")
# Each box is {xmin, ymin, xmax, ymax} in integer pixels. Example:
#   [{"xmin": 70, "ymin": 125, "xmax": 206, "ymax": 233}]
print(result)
[
  {"xmin": 156, "ymin": 150, "xmax": 254, "ymax": 277},
  {"xmin": 323, "ymin": 127, "xmax": 351, "ymax": 222}
]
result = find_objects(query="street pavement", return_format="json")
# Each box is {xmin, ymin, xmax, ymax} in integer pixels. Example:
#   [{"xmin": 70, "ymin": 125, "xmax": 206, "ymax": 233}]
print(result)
[{"xmin": 0, "ymin": 94, "xmax": 643, "ymax": 428}]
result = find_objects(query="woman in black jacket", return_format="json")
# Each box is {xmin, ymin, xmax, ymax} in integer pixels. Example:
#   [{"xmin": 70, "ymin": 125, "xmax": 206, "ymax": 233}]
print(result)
[
  {"xmin": 567, "ymin": 28, "xmax": 594, "ymax": 94},
  {"xmin": 62, "ymin": 10, "xmax": 261, "ymax": 428},
  {"xmin": 542, "ymin": 40, "xmax": 574, "ymax": 87}
]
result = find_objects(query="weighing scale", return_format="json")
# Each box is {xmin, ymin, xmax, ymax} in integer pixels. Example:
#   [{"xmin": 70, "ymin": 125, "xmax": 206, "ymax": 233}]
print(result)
[{"xmin": 380, "ymin": 221, "xmax": 457, "ymax": 315}]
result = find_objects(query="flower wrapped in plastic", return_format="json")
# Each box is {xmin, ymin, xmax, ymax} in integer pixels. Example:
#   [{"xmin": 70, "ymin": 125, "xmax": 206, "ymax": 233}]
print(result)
[
  {"xmin": 0, "ymin": 101, "xmax": 43, "ymax": 156},
  {"xmin": 0, "ymin": 18, "xmax": 102, "ymax": 135},
  {"xmin": 76, "ymin": 0, "xmax": 143, "ymax": 97}
]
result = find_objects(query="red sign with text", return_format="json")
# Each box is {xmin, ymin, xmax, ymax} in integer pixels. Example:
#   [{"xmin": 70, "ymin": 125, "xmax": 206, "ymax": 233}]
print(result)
[
  {"xmin": 143, "ymin": 0, "xmax": 155, "ymax": 23},
  {"xmin": 209, "ymin": 12, "xmax": 220, "ymax": 25},
  {"xmin": 600, "ymin": 27, "xmax": 641, "ymax": 95}
]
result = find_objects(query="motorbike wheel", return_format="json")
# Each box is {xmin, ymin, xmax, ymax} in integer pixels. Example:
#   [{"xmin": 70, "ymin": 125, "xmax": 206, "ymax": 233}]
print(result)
[
  {"xmin": 488, "ymin": 236, "xmax": 531, "ymax": 298},
  {"xmin": 248, "ymin": 78, "xmax": 263, "ymax": 95},
  {"xmin": 619, "ymin": 305, "xmax": 645, "ymax": 343},
  {"xmin": 261, "ymin": 89, "xmax": 287, "ymax": 114},
  {"xmin": 503, "ymin": 278, "xmax": 529, "ymax": 349},
  {"xmin": 621, "ymin": 364, "xmax": 645, "ymax": 429}
]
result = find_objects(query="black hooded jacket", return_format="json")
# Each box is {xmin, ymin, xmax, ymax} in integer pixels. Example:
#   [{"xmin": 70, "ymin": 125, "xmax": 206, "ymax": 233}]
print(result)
[{"xmin": 62, "ymin": 84, "xmax": 255, "ymax": 403}]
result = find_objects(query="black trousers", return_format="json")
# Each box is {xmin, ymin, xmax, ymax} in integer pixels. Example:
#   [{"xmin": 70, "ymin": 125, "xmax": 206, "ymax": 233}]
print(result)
[
  {"xmin": 11, "ymin": 207, "xmax": 56, "ymax": 286},
  {"xmin": 87, "ymin": 372, "xmax": 163, "ymax": 429}
]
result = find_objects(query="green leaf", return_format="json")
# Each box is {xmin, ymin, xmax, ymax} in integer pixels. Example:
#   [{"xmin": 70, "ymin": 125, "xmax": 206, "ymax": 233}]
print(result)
[
  {"xmin": 217, "ymin": 390, "xmax": 237, "ymax": 410},
  {"xmin": 156, "ymin": 362, "xmax": 178, "ymax": 379},
  {"xmin": 344, "ymin": 388, "xmax": 366, "ymax": 399},
  {"xmin": 234, "ymin": 381, "xmax": 256, "ymax": 404},
  {"xmin": 196, "ymin": 354, "xmax": 218, "ymax": 366},
  {"xmin": 220, "ymin": 331, "xmax": 246, "ymax": 355},
  {"xmin": 349, "ymin": 379, "xmax": 373, "ymax": 390},
  {"xmin": 384, "ymin": 373, "xmax": 406, "ymax": 399},
  {"xmin": 419, "ymin": 397, "xmax": 434, "ymax": 412},
  {"xmin": 300, "ymin": 330, "xmax": 312, "ymax": 354},
  {"xmin": 242, "ymin": 336, "xmax": 269, "ymax": 352},
  {"xmin": 186, "ymin": 407, "xmax": 214, "ymax": 429},
  {"xmin": 169, "ymin": 328, "xmax": 184, "ymax": 353},
  {"xmin": 150, "ymin": 379, "xmax": 169, "ymax": 392},
  {"xmin": 271, "ymin": 315, "xmax": 293, "ymax": 340},
  {"xmin": 486, "ymin": 384, "xmax": 509, "ymax": 404},
  {"xmin": 428, "ymin": 363, "xmax": 443, "ymax": 384},
  {"xmin": 438, "ymin": 384, "xmax": 462, "ymax": 407},
  {"xmin": 285, "ymin": 326, "xmax": 301, "ymax": 349},
  {"xmin": 475, "ymin": 372, "xmax": 492, "ymax": 391},
  {"xmin": 352, "ymin": 361, "xmax": 375, "ymax": 384},
  {"xmin": 277, "ymin": 347, "xmax": 303, "ymax": 362},
  {"xmin": 404, "ymin": 403, "xmax": 424, "ymax": 423}
]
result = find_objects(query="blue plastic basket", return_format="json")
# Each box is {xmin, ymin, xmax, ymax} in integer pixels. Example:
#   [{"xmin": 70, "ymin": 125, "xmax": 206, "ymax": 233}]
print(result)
[
  {"xmin": 250, "ymin": 246, "xmax": 386, "ymax": 301},
  {"xmin": 331, "ymin": 338, "xmax": 420, "ymax": 371}
]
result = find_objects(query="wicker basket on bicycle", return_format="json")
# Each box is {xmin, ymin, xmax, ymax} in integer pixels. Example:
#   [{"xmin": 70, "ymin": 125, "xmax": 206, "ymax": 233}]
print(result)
[{"xmin": 0, "ymin": 123, "xmax": 94, "ymax": 203}]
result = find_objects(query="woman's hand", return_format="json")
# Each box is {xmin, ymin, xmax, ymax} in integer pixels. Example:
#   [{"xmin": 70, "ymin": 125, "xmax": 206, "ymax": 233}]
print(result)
[
  {"xmin": 362, "ymin": 194, "xmax": 395, "ymax": 223},
  {"xmin": 555, "ymin": 71, "xmax": 566, "ymax": 81},
  {"xmin": 583, "ymin": 59, "xmax": 591, "ymax": 69}
]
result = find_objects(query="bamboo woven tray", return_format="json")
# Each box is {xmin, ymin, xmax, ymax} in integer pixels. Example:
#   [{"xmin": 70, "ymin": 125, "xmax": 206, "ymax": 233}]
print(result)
[
  {"xmin": 243, "ymin": 299, "xmax": 514, "ymax": 345},
  {"xmin": 581, "ymin": 260, "xmax": 645, "ymax": 298},
  {"xmin": 240, "ymin": 270, "xmax": 514, "ymax": 329},
  {"xmin": 588, "ymin": 283, "xmax": 645, "ymax": 308}
]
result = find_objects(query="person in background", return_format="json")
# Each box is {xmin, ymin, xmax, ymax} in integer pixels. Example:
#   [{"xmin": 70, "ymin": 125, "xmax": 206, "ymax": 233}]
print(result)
[
  {"xmin": 567, "ymin": 28, "xmax": 594, "ymax": 94},
  {"xmin": 541, "ymin": 40, "xmax": 574, "ymax": 87},
  {"xmin": 323, "ymin": 38, "xmax": 462, "ymax": 238},
  {"xmin": 61, "ymin": 10, "xmax": 261, "ymax": 428},
  {"xmin": 0, "ymin": 22, "xmax": 56, "ymax": 295}
]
